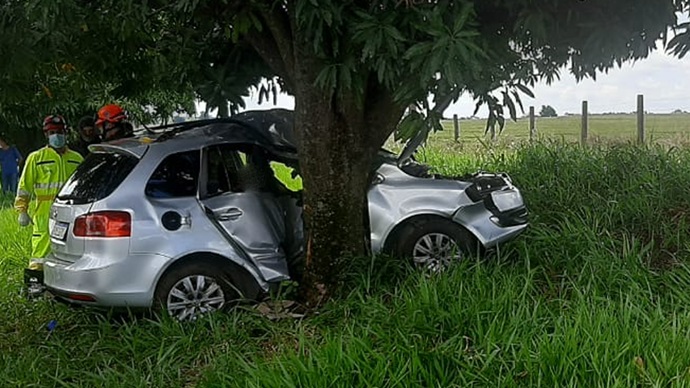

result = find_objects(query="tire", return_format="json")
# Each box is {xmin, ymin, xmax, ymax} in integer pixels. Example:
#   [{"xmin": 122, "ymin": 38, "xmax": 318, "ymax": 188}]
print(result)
[
  {"xmin": 154, "ymin": 262, "xmax": 239, "ymax": 321},
  {"xmin": 391, "ymin": 217, "xmax": 478, "ymax": 272}
]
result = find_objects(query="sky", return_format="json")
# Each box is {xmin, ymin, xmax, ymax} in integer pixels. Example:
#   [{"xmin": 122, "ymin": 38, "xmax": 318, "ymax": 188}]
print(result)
[{"xmin": 216, "ymin": 28, "xmax": 690, "ymax": 119}]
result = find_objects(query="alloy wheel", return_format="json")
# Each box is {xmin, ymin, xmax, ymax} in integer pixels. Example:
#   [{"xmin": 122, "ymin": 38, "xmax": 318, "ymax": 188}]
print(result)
[
  {"xmin": 412, "ymin": 232, "xmax": 463, "ymax": 272},
  {"xmin": 166, "ymin": 275, "xmax": 226, "ymax": 321}
]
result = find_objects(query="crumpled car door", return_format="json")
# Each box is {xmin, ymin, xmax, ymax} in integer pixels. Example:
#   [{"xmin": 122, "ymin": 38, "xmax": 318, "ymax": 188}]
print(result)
[{"xmin": 199, "ymin": 144, "xmax": 291, "ymax": 282}]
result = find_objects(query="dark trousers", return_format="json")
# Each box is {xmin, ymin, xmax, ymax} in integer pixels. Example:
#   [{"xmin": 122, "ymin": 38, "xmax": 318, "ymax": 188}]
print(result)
[{"xmin": 1, "ymin": 172, "xmax": 18, "ymax": 194}]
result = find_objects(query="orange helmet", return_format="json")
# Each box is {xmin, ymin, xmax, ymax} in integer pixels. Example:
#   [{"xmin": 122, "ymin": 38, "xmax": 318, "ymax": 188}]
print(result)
[
  {"xmin": 42, "ymin": 115, "xmax": 67, "ymax": 132},
  {"xmin": 96, "ymin": 104, "xmax": 127, "ymax": 126}
]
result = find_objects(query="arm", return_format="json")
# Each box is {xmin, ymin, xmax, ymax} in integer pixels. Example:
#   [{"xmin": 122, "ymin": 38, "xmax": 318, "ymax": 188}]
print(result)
[
  {"xmin": 14, "ymin": 152, "xmax": 34, "ymax": 214},
  {"xmin": 14, "ymin": 147, "xmax": 23, "ymax": 171}
]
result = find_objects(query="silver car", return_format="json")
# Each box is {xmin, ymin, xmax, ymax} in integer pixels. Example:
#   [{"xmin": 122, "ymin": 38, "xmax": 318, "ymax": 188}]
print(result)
[{"xmin": 44, "ymin": 109, "xmax": 527, "ymax": 320}]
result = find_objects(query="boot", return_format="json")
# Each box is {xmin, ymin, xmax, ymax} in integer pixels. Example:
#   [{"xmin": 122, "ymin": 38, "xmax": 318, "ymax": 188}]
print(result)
[{"xmin": 23, "ymin": 268, "xmax": 45, "ymax": 299}]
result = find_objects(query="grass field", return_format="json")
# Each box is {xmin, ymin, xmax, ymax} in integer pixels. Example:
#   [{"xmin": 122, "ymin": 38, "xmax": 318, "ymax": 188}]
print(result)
[
  {"xmin": 4, "ymin": 139, "xmax": 690, "ymax": 386},
  {"xmin": 433, "ymin": 113, "xmax": 690, "ymax": 150}
]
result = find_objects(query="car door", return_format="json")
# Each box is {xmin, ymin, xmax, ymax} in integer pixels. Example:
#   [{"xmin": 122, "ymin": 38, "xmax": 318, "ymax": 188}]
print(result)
[{"xmin": 199, "ymin": 144, "xmax": 290, "ymax": 282}]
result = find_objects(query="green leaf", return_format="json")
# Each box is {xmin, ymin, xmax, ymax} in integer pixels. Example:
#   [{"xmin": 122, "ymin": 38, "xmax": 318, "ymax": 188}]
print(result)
[
  {"xmin": 508, "ymin": 90, "xmax": 520, "ymax": 109},
  {"xmin": 503, "ymin": 91, "xmax": 517, "ymax": 121},
  {"xmin": 395, "ymin": 111, "xmax": 424, "ymax": 142},
  {"xmin": 484, "ymin": 112, "xmax": 496, "ymax": 135},
  {"xmin": 515, "ymin": 83, "xmax": 534, "ymax": 98},
  {"xmin": 453, "ymin": 3, "xmax": 473, "ymax": 34},
  {"xmin": 496, "ymin": 115, "xmax": 505, "ymax": 132},
  {"xmin": 472, "ymin": 100, "xmax": 482, "ymax": 117}
]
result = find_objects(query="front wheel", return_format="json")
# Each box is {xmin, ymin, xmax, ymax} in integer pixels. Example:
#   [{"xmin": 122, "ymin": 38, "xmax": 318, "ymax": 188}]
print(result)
[
  {"xmin": 154, "ymin": 262, "xmax": 238, "ymax": 321},
  {"xmin": 391, "ymin": 218, "xmax": 478, "ymax": 272}
]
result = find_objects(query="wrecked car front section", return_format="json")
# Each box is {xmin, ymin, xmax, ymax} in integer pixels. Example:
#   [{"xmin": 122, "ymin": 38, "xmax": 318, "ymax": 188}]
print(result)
[
  {"xmin": 368, "ymin": 163, "xmax": 472, "ymax": 253},
  {"xmin": 369, "ymin": 163, "xmax": 528, "ymax": 253}
]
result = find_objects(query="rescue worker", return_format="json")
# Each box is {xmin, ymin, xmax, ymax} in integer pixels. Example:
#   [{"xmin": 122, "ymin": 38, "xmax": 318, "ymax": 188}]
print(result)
[
  {"xmin": 70, "ymin": 115, "xmax": 101, "ymax": 157},
  {"xmin": 15, "ymin": 115, "xmax": 84, "ymax": 297},
  {"xmin": 95, "ymin": 104, "xmax": 134, "ymax": 141}
]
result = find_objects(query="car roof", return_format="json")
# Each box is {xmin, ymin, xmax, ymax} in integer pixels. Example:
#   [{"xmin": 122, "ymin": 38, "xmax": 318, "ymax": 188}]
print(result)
[{"xmin": 89, "ymin": 109, "xmax": 298, "ymax": 160}]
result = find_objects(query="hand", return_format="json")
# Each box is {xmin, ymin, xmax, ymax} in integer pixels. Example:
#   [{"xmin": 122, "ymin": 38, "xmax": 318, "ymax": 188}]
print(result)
[{"xmin": 18, "ymin": 212, "xmax": 32, "ymax": 227}]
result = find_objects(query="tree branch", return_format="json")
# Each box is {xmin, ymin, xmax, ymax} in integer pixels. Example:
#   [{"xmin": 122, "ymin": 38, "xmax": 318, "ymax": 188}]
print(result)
[
  {"xmin": 244, "ymin": 3, "xmax": 295, "ymax": 92},
  {"xmin": 244, "ymin": 31, "xmax": 294, "ymax": 91},
  {"xmin": 363, "ymin": 79, "xmax": 405, "ymax": 151},
  {"xmin": 261, "ymin": 3, "xmax": 295, "ymax": 81}
]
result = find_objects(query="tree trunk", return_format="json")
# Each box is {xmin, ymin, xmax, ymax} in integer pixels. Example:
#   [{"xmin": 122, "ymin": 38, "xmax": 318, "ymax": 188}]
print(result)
[
  {"xmin": 249, "ymin": 6, "xmax": 405, "ymax": 306},
  {"xmin": 217, "ymin": 102, "xmax": 229, "ymax": 118},
  {"xmin": 293, "ymin": 89, "xmax": 375, "ymax": 305},
  {"xmin": 291, "ymin": 68, "xmax": 403, "ymax": 306}
]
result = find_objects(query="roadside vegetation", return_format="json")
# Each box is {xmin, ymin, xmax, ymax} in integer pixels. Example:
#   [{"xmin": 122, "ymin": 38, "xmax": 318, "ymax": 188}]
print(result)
[{"xmin": 3, "ymin": 138, "xmax": 690, "ymax": 386}]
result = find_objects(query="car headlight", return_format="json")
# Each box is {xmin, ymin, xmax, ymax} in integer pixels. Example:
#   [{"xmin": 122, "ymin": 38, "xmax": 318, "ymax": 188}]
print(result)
[
  {"xmin": 372, "ymin": 173, "xmax": 385, "ymax": 185},
  {"xmin": 491, "ymin": 189, "xmax": 523, "ymax": 212}
]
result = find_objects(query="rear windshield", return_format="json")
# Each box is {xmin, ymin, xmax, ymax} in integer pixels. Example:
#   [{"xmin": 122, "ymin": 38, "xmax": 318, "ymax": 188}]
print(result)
[{"xmin": 57, "ymin": 152, "xmax": 139, "ymax": 204}]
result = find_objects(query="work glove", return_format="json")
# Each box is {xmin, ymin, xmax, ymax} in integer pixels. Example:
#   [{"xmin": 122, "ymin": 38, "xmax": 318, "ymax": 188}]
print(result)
[{"xmin": 18, "ymin": 212, "xmax": 32, "ymax": 227}]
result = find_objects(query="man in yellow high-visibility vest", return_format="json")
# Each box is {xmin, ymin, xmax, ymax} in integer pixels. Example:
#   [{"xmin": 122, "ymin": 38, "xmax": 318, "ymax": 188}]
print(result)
[{"xmin": 15, "ymin": 115, "xmax": 83, "ymax": 297}]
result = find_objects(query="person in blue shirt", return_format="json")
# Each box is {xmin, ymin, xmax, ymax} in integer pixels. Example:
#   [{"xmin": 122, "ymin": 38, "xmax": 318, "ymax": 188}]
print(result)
[{"xmin": 0, "ymin": 137, "xmax": 23, "ymax": 195}]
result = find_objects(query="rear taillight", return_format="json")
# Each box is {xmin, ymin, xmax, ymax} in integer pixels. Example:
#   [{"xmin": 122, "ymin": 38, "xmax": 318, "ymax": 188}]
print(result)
[
  {"xmin": 73, "ymin": 211, "xmax": 131, "ymax": 237},
  {"xmin": 67, "ymin": 293, "xmax": 96, "ymax": 302}
]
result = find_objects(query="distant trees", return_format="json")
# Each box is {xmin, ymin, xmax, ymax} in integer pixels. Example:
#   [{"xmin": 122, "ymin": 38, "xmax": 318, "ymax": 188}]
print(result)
[{"xmin": 540, "ymin": 105, "xmax": 558, "ymax": 117}]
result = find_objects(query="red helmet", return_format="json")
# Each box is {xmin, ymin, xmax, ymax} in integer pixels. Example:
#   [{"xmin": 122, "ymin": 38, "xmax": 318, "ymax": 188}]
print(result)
[
  {"xmin": 96, "ymin": 104, "xmax": 127, "ymax": 126},
  {"xmin": 42, "ymin": 115, "xmax": 67, "ymax": 132}
]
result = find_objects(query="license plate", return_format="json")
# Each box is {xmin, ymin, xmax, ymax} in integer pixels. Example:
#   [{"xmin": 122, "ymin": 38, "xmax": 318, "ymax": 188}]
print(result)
[{"xmin": 50, "ymin": 222, "xmax": 69, "ymax": 240}]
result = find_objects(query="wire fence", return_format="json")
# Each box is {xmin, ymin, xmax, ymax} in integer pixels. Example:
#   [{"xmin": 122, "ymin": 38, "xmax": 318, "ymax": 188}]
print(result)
[{"xmin": 444, "ymin": 95, "xmax": 690, "ymax": 147}]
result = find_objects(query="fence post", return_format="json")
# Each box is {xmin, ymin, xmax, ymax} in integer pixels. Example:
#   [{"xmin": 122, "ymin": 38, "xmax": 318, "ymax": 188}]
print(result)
[
  {"xmin": 529, "ymin": 106, "xmax": 536, "ymax": 140},
  {"xmin": 453, "ymin": 114, "xmax": 459, "ymax": 142},
  {"xmin": 637, "ymin": 94, "xmax": 645, "ymax": 144},
  {"xmin": 581, "ymin": 100, "xmax": 588, "ymax": 145}
]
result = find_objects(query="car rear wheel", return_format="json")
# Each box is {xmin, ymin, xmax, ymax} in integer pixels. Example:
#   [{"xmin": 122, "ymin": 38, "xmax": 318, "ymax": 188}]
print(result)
[
  {"xmin": 154, "ymin": 262, "xmax": 239, "ymax": 321},
  {"xmin": 392, "ymin": 218, "xmax": 477, "ymax": 272}
]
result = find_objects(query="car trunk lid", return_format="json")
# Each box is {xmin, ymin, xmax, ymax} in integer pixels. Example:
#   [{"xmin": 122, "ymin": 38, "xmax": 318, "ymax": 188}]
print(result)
[
  {"xmin": 49, "ymin": 202, "xmax": 92, "ymax": 262},
  {"xmin": 49, "ymin": 149, "xmax": 140, "ymax": 263}
]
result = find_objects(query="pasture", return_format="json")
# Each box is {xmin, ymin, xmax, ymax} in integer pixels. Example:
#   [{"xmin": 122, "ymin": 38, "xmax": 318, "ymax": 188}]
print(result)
[
  {"xmin": 435, "ymin": 113, "xmax": 690, "ymax": 149},
  {"xmin": 3, "ymin": 119, "xmax": 690, "ymax": 385}
]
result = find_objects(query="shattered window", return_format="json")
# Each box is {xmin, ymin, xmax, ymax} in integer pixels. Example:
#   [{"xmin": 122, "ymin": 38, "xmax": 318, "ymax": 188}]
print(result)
[
  {"xmin": 145, "ymin": 150, "xmax": 200, "ymax": 198},
  {"xmin": 205, "ymin": 145, "xmax": 244, "ymax": 197},
  {"xmin": 204, "ymin": 144, "xmax": 290, "ymax": 196}
]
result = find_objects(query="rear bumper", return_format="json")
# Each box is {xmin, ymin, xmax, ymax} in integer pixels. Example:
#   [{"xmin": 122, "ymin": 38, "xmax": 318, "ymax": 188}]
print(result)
[{"xmin": 43, "ymin": 252, "xmax": 171, "ymax": 307}]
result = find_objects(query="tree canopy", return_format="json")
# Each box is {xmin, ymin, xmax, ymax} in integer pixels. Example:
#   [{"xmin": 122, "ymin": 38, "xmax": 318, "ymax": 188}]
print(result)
[
  {"xmin": 2, "ymin": 1, "xmax": 686, "ymax": 135},
  {"xmin": 1, "ymin": 0, "xmax": 689, "ymax": 300}
]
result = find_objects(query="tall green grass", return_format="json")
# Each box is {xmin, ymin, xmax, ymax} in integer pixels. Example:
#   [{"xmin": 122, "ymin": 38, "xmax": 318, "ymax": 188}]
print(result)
[{"xmin": 3, "ymin": 142, "xmax": 690, "ymax": 386}]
